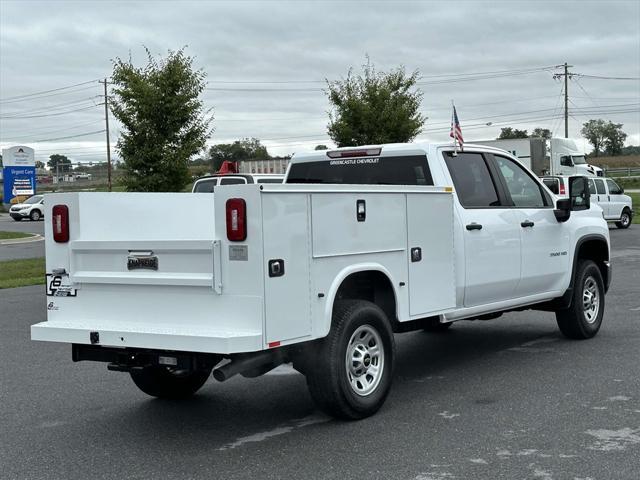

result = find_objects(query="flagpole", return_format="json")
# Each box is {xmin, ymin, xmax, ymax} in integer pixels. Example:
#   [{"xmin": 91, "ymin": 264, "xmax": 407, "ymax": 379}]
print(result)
[{"xmin": 451, "ymin": 99, "xmax": 458, "ymax": 156}]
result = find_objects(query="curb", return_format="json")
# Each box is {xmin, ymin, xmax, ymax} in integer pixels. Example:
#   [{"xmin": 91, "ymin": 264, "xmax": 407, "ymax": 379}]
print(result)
[{"xmin": 0, "ymin": 234, "xmax": 44, "ymax": 245}]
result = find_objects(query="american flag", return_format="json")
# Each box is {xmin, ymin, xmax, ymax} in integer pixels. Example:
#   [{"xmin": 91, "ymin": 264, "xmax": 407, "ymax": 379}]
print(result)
[{"xmin": 450, "ymin": 105, "xmax": 464, "ymax": 149}]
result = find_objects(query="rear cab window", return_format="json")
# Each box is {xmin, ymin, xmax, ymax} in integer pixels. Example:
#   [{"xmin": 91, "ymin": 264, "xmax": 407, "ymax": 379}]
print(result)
[
  {"xmin": 542, "ymin": 178, "xmax": 560, "ymax": 195},
  {"xmin": 286, "ymin": 155, "xmax": 433, "ymax": 186},
  {"xmin": 219, "ymin": 177, "xmax": 247, "ymax": 185},
  {"xmin": 193, "ymin": 179, "xmax": 217, "ymax": 192}
]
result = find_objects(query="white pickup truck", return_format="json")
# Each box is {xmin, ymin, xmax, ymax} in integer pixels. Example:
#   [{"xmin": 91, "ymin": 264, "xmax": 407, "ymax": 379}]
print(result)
[{"xmin": 32, "ymin": 143, "xmax": 611, "ymax": 419}]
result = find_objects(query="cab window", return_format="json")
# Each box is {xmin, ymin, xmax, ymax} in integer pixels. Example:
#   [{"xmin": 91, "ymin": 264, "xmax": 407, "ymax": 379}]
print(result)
[
  {"xmin": 219, "ymin": 177, "xmax": 246, "ymax": 185},
  {"xmin": 542, "ymin": 178, "xmax": 559, "ymax": 195},
  {"xmin": 493, "ymin": 155, "xmax": 546, "ymax": 207},
  {"xmin": 443, "ymin": 152, "xmax": 501, "ymax": 208},
  {"xmin": 193, "ymin": 179, "xmax": 217, "ymax": 192},
  {"xmin": 594, "ymin": 179, "xmax": 606, "ymax": 195},
  {"xmin": 606, "ymin": 179, "xmax": 622, "ymax": 195},
  {"xmin": 588, "ymin": 179, "xmax": 596, "ymax": 195}
]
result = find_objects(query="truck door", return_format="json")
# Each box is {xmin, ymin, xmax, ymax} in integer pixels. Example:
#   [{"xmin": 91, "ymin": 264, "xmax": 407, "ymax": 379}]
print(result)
[
  {"xmin": 593, "ymin": 178, "xmax": 609, "ymax": 218},
  {"xmin": 491, "ymin": 155, "xmax": 570, "ymax": 296},
  {"xmin": 443, "ymin": 151, "xmax": 521, "ymax": 307},
  {"xmin": 605, "ymin": 178, "xmax": 625, "ymax": 220}
]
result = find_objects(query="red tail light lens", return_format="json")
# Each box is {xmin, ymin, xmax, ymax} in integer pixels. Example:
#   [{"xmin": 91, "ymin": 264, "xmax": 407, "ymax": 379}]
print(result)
[
  {"xmin": 226, "ymin": 198, "xmax": 246, "ymax": 241},
  {"xmin": 52, "ymin": 205, "xmax": 69, "ymax": 243},
  {"xmin": 559, "ymin": 183, "xmax": 566, "ymax": 195}
]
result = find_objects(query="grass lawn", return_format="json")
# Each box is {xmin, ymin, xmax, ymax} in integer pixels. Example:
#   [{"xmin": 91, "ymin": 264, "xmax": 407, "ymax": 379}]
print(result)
[
  {"xmin": 0, "ymin": 231, "xmax": 35, "ymax": 240},
  {"xmin": 0, "ymin": 257, "xmax": 45, "ymax": 289}
]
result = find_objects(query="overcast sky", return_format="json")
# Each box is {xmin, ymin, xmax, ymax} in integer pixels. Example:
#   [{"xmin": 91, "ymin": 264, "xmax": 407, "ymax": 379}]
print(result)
[{"xmin": 1, "ymin": 0, "xmax": 639, "ymax": 165}]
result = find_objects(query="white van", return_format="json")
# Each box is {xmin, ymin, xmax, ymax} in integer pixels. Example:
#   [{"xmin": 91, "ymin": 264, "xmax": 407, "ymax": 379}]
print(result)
[{"xmin": 542, "ymin": 176, "xmax": 633, "ymax": 229}]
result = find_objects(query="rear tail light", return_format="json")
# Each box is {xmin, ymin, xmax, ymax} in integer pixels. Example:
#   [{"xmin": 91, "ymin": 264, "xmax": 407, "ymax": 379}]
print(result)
[
  {"xmin": 559, "ymin": 183, "xmax": 566, "ymax": 195},
  {"xmin": 326, "ymin": 148, "xmax": 381, "ymax": 159},
  {"xmin": 226, "ymin": 198, "xmax": 247, "ymax": 241},
  {"xmin": 52, "ymin": 205, "xmax": 69, "ymax": 243}
]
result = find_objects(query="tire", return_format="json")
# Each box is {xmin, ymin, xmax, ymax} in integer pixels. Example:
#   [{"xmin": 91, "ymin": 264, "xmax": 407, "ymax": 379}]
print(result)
[
  {"xmin": 615, "ymin": 209, "xmax": 632, "ymax": 229},
  {"xmin": 130, "ymin": 365, "xmax": 212, "ymax": 399},
  {"xmin": 423, "ymin": 318, "xmax": 453, "ymax": 332},
  {"xmin": 30, "ymin": 209, "xmax": 41, "ymax": 221},
  {"xmin": 305, "ymin": 300, "xmax": 395, "ymax": 420},
  {"xmin": 556, "ymin": 260, "xmax": 605, "ymax": 339}
]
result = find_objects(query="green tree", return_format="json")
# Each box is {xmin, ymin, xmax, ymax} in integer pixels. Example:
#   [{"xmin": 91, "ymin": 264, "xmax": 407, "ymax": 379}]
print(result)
[
  {"xmin": 326, "ymin": 58, "xmax": 425, "ymax": 146},
  {"xmin": 47, "ymin": 154, "xmax": 72, "ymax": 173},
  {"xmin": 208, "ymin": 138, "xmax": 270, "ymax": 171},
  {"xmin": 110, "ymin": 47, "xmax": 213, "ymax": 192},
  {"xmin": 314, "ymin": 144, "xmax": 328, "ymax": 150},
  {"xmin": 603, "ymin": 122, "xmax": 627, "ymax": 156},
  {"xmin": 35, "ymin": 160, "xmax": 45, "ymax": 169},
  {"xmin": 498, "ymin": 127, "xmax": 529, "ymax": 139},
  {"xmin": 531, "ymin": 128, "xmax": 552, "ymax": 139},
  {"xmin": 581, "ymin": 119, "xmax": 608, "ymax": 157}
]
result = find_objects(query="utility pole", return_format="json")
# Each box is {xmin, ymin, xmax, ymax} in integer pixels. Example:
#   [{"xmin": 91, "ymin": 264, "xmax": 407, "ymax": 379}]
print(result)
[
  {"xmin": 553, "ymin": 63, "xmax": 574, "ymax": 138},
  {"xmin": 101, "ymin": 78, "xmax": 112, "ymax": 192}
]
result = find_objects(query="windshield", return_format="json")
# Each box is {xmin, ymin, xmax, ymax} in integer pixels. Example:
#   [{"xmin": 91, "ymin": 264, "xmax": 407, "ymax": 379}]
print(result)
[
  {"xmin": 24, "ymin": 195, "xmax": 43, "ymax": 204},
  {"xmin": 572, "ymin": 155, "xmax": 587, "ymax": 165}
]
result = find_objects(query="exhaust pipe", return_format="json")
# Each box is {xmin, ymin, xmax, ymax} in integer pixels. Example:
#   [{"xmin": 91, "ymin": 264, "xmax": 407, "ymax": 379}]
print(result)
[{"xmin": 213, "ymin": 350, "xmax": 284, "ymax": 382}]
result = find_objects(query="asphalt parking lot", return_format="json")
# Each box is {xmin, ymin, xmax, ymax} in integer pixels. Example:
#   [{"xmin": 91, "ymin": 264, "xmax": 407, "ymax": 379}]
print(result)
[
  {"xmin": 0, "ymin": 215, "xmax": 44, "ymax": 261},
  {"xmin": 1, "ymin": 226, "xmax": 638, "ymax": 480}
]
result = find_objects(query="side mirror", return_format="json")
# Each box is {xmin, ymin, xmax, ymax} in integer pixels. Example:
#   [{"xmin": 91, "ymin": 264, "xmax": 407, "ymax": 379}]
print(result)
[
  {"xmin": 569, "ymin": 176, "xmax": 590, "ymax": 211},
  {"xmin": 554, "ymin": 198, "xmax": 571, "ymax": 222}
]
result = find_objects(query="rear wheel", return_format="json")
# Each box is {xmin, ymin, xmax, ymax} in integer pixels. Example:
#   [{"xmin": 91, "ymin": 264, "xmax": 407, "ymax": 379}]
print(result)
[
  {"xmin": 615, "ymin": 209, "xmax": 632, "ymax": 229},
  {"xmin": 130, "ymin": 365, "xmax": 213, "ymax": 399},
  {"xmin": 30, "ymin": 209, "xmax": 41, "ymax": 221},
  {"xmin": 305, "ymin": 300, "xmax": 395, "ymax": 420},
  {"xmin": 556, "ymin": 260, "xmax": 605, "ymax": 339}
]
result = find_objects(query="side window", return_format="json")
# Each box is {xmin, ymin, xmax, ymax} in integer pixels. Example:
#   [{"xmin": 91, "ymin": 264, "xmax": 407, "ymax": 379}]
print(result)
[
  {"xmin": 219, "ymin": 177, "xmax": 247, "ymax": 185},
  {"xmin": 594, "ymin": 179, "xmax": 606, "ymax": 195},
  {"xmin": 588, "ymin": 179, "xmax": 596, "ymax": 195},
  {"xmin": 494, "ymin": 155, "xmax": 546, "ymax": 207},
  {"xmin": 443, "ymin": 152, "xmax": 501, "ymax": 208},
  {"xmin": 560, "ymin": 156, "xmax": 573, "ymax": 167},
  {"xmin": 606, "ymin": 179, "xmax": 622, "ymax": 195},
  {"xmin": 193, "ymin": 179, "xmax": 217, "ymax": 193},
  {"xmin": 542, "ymin": 178, "xmax": 559, "ymax": 194}
]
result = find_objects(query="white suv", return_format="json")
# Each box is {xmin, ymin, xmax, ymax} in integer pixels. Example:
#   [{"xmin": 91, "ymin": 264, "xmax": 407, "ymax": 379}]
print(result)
[
  {"xmin": 9, "ymin": 195, "xmax": 45, "ymax": 221},
  {"xmin": 542, "ymin": 176, "xmax": 633, "ymax": 229}
]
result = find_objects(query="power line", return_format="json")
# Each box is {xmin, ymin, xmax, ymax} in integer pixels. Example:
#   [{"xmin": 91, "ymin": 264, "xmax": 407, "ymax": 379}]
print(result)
[
  {"xmin": 0, "ymin": 104, "xmax": 100, "ymax": 120},
  {"xmin": 32, "ymin": 129, "xmax": 106, "ymax": 143},
  {"xmin": 577, "ymin": 74, "xmax": 640, "ymax": 81},
  {"xmin": 0, "ymin": 97, "xmax": 100, "ymax": 118},
  {"xmin": 0, "ymin": 80, "xmax": 101, "ymax": 103}
]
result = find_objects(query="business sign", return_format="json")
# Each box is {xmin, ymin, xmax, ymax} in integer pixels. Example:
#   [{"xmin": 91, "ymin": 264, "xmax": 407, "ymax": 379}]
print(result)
[
  {"xmin": 2, "ymin": 146, "xmax": 36, "ymax": 204},
  {"xmin": 2, "ymin": 145, "xmax": 35, "ymax": 166},
  {"xmin": 3, "ymin": 166, "xmax": 36, "ymax": 204}
]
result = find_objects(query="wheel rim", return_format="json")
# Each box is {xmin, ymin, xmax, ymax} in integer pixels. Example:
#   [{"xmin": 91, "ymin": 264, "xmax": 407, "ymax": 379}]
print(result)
[
  {"xmin": 582, "ymin": 276, "xmax": 600, "ymax": 324},
  {"xmin": 621, "ymin": 213, "xmax": 630, "ymax": 226},
  {"xmin": 345, "ymin": 324, "xmax": 384, "ymax": 397},
  {"xmin": 32, "ymin": 211, "xmax": 40, "ymax": 220}
]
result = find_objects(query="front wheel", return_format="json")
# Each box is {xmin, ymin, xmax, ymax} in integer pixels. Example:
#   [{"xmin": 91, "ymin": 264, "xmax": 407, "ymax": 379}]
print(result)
[
  {"xmin": 305, "ymin": 300, "xmax": 395, "ymax": 420},
  {"xmin": 615, "ymin": 209, "xmax": 632, "ymax": 229},
  {"xmin": 556, "ymin": 260, "xmax": 605, "ymax": 339},
  {"xmin": 130, "ymin": 365, "xmax": 213, "ymax": 399},
  {"xmin": 30, "ymin": 209, "xmax": 41, "ymax": 221}
]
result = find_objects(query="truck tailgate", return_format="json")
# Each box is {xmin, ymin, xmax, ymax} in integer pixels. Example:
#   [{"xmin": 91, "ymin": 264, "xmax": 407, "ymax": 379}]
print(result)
[{"xmin": 31, "ymin": 192, "xmax": 264, "ymax": 354}]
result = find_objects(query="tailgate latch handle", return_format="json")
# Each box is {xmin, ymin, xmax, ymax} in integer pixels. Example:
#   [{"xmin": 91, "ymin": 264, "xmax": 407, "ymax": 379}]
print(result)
[
  {"xmin": 268, "ymin": 259, "xmax": 285, "ymax": 278},
  {"xmin": 356, "ymin": 200, "xmax": 366, "ymax": 222}
]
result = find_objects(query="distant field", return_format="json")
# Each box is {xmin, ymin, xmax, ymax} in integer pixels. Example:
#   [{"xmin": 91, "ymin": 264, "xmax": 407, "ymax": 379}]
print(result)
[{"xmin": 589, "ymin": 155, "xmax": 640, "ymax": 168}]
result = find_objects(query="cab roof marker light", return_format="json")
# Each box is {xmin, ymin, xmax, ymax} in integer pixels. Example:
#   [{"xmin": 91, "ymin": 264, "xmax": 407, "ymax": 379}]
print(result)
[{"xmin": 326, "ymin": 148, "xmax": 382, "ymax": 159}]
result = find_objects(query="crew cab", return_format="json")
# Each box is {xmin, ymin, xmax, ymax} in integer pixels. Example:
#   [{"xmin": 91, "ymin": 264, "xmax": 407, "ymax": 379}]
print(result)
[
  {"xmin": 32, "ymin": 143, "xmax": 611, "ymax": 419},
  {"xmin": 192, "ymin": 173, "xmax": 283, "ymax": 192},
  {"xmin": 542, "ymin": 175, "xmax": 633, "ymax": 229}
]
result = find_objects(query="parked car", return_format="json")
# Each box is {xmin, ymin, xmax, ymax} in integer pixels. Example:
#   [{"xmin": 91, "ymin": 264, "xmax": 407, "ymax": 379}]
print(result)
[
  {"xmin": 192, "ymin": 173, "xmax": 284, "ymax": 193},
  {"xmin": 9, "ymin": 195, "xmax": 45, "ymax": 221},
  {"xmin": 542, "ymin": 175, "xmax": 633, "ymax": 229}
]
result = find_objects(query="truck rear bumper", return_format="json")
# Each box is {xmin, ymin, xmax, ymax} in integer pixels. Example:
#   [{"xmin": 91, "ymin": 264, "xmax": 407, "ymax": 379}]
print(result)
[{"xmin": 31, "ymin": 321, "xmax": 263, "ymax": 354}]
